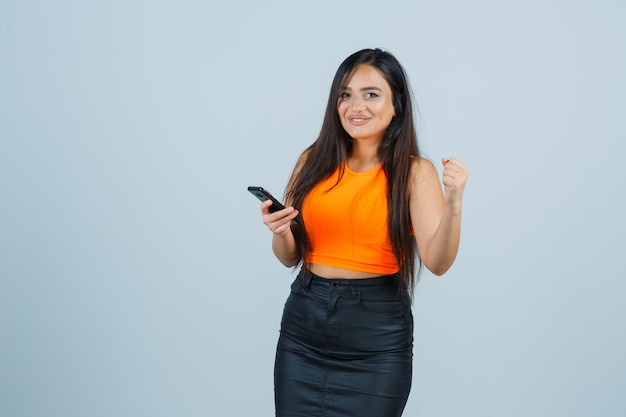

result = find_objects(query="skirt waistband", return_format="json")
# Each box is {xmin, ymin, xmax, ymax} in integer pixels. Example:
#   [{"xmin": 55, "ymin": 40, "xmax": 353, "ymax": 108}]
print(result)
[{"xmin": 297, "ymin": 268, "xmax": 401, "ymax": 291}]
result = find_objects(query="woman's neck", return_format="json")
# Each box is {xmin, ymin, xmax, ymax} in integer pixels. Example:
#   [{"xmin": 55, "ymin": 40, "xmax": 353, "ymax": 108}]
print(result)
[{"xmin": 348, "ymin": 141, "xmax": 380, "ymax": 172}]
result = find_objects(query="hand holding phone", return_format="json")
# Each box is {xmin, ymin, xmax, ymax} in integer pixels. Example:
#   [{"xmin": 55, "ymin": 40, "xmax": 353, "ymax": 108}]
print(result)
[{"xmin": 247, "ymin": 186, "xmax": 299, "ymax": 224}]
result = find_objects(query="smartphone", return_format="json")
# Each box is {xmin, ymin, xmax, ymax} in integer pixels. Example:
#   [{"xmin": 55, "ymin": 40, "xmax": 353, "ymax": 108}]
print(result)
[{"xmin": 247, "ymin": 186, "xmax": 299, "ymax": 224}]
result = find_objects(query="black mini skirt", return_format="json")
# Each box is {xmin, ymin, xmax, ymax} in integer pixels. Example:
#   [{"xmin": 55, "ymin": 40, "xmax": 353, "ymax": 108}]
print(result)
[{"xmin": 274, "ymin": 268, "xmax": 414, "ymax": 417}]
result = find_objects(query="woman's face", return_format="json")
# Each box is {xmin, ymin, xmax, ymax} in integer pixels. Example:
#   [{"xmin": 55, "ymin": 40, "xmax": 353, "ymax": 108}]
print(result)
[{"xmin": 337, "ymin": 64, "xmax": 395, "ymax": 144}]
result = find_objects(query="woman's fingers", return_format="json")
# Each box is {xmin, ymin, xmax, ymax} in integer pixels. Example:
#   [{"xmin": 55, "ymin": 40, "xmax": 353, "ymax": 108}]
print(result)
[
  {"xmin": 441, "ymin": 157, "xmax": 469, "ymax": 202},
  {"xmin": 260, "ymin": 200, "xmax": 299, "ymax": 235}
]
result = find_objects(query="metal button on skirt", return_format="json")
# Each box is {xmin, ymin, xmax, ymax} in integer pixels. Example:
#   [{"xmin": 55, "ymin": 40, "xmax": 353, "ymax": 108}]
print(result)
[{"xmin": 274, "ymin": 268, "xmax": 414, "ymax": 417}]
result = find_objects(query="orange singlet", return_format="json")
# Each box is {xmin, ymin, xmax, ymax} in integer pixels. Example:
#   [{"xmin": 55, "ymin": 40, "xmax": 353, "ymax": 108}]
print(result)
[{"xmin": 302, "ymin": 164, "xmax": 399, "ymax": 274}]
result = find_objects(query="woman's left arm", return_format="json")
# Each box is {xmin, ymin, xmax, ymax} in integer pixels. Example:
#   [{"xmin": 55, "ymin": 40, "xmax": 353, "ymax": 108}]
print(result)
[{"xmin": 409, "ymin": 157, "xmax": 469, "ymax": 276}]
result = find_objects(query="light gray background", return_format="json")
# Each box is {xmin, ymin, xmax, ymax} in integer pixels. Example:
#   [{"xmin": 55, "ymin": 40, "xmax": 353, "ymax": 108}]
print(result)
[{"xmin": 1, "ymin": 1, "xmax": 625, "ymax": 416}]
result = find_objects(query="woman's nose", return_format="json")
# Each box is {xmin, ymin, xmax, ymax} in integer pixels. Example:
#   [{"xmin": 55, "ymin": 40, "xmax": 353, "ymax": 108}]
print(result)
[{"xmin": 351, "ymin": 97, "xmax": 366, "ymax": 111}]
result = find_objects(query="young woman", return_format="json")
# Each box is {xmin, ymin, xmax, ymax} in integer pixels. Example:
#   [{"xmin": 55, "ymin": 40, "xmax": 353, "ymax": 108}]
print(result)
[{"xmin": 258, "ymin": 48, "xmax": 468, "ymax": 417}]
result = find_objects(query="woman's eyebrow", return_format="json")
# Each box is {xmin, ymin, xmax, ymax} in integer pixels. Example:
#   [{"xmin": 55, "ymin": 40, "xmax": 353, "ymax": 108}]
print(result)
[{"xmin": 341, "ymin": 86, "xmax": 383, "ymax": 91}]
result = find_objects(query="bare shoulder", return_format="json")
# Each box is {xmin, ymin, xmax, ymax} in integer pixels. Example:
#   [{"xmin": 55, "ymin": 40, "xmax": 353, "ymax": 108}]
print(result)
[
  {"xmin": 410, "ymin": 156, "xmax": 439, "ymax": 185},
  {"xmin": 291, "ymin": 147, "xmax": 312, "ymax": 179},
  {"xmin": 285, "ymin": 148, "xmax": 312, "ymax": 202},
  {"xmin": 408, "ymin": 156, "xmax": 445, "ymax": 228},
  {"xmin": 296, "ymin": 147, "xmax": 312, "ymax": 167}
]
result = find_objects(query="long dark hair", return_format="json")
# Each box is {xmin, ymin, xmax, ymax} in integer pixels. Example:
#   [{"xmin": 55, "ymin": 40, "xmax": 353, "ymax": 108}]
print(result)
[{"xmin": 287, "ymin": 48, "xmax": 422, "ymax": 292}]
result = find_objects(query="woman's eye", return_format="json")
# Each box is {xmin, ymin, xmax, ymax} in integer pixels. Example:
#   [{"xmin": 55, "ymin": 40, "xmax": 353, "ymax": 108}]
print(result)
[
  {"xmin": 365, "ymin": 92, "xmax": 379, "ymax": 99},
  {"xmin": 339, "ymin": 92, "xmax": 350, "ymax": 99}
]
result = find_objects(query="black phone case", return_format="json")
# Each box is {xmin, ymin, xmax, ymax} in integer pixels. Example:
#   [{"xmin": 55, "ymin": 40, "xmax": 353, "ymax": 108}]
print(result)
[
  {"xmin": 247, "ymin": 186, "xmax": 285, "ymax": 212},
  {"xmin": 247, "ymin": 186, "xmax": 299, "ymax": 225}
]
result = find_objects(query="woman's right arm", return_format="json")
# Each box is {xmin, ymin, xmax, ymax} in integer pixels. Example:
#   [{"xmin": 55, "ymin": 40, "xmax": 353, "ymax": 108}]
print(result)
[
  {"xmin": 262, "ymin": 199, "xmax": 300, "ymax": 267},
  {"xmin": 261, "ymin": 150, "xmax": 309, "ymax": 267}
]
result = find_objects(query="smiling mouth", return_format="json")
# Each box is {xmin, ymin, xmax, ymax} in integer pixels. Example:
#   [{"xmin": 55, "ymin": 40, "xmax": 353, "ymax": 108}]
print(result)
[{"xmin": 348, "ymin": 116, "xmax": 370, "ymax": 125}]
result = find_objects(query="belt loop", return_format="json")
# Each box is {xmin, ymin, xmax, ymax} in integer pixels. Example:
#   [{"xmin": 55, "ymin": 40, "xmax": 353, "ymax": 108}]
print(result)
[
  {"xmin": 297, "ymin": 267, "xmax": 313, "ymax": 289},
  {"xmin": 351, "ymin": 280, "xmax": 361, "ymax": 300}
]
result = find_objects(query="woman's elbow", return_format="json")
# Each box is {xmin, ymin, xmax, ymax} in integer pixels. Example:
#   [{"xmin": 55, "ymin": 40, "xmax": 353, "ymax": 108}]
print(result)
[
  {"xmin": 275, "ymin": 254, "xmax": 301, "ymax": 268},
  {"xmin": 423, "ymin": 259, "xmax": 453, "ymax": 276},
  {"xmin": 429, "ymin": 266, "xmax": 450, "ymax": 276},
  {"xmin": 280, "ymin": 259, "xmax": 300, "ymax": 268}
]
